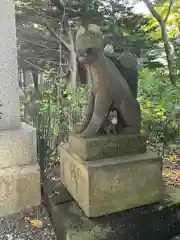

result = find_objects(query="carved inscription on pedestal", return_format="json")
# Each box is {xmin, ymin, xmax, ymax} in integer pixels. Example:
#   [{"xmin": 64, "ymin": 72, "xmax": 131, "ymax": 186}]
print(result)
[{"xmin": 69, "ymin": 162, "xmax": 81, "ymax": 191}]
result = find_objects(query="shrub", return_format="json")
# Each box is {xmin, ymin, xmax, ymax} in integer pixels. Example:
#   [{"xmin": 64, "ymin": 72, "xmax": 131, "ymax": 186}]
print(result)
[
  {"xmin": 138, "ymin": 67, "xmax": 180, "ymax": 154},
  {"xmin": 21, "ymin": 68, "xmax": 87, "ymax": 178}
]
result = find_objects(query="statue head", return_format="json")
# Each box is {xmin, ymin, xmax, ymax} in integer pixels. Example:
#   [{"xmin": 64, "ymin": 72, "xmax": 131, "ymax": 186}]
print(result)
[{"xmin": 75, "ymin": 24, "xmax": 104, "ymax": 64}]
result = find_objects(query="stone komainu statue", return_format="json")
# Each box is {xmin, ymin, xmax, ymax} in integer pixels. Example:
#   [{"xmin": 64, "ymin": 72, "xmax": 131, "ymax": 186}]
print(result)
[{"xmin": 75, "ymin": 24, "xmax": 141, "ymax": 138}]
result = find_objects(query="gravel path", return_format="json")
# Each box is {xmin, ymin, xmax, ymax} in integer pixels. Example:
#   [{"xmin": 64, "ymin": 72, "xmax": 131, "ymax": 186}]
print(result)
[{"xmin": 0, "ymin": 205, "xmax": 57, "ymax": 240}]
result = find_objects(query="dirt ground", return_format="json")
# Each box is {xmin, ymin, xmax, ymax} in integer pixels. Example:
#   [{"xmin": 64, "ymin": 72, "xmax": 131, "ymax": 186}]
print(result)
[{"xmin": 163, "ymin": 153, "xmax": 180, "ymax": 187}]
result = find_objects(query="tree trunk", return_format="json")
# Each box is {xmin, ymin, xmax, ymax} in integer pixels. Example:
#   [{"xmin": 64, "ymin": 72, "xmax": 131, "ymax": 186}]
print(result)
[
  {"xmin": 18, "ymin": 68, "xmax": 23, "ymax": 89},
  {"xmin": 142, "ymin": 0, "xmax": 176, "ymax": 85},
  {"xmin": 68, "ymin": 29, "xmax": 77, "ymax": 88},
  {"xmin": 160, "ymin": 20, "xmax": 176, "ymax": 85},
  {"xmin": 32, "ymin": 71, "xmax": 39, "ymax": 90},
  {"xmin": 22, "ymin": 69, "xmax": 26, "ymax": 89}
]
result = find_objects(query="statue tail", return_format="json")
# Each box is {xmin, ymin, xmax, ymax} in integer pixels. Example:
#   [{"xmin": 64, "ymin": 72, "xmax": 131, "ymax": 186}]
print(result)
[{"xmin": 108, "ymin": 53, "xmax": 139, "ymax": 99}]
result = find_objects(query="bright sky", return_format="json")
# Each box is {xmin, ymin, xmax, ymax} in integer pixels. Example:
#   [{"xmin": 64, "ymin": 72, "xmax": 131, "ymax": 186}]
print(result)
[{"xmin": 133, "ymin": 1, "xmax": 150, "ymax": 15}]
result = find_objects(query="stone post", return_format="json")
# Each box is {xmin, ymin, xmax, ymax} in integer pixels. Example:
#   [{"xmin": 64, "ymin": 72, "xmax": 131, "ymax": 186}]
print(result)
[{"xmin": 0, "ymin": 0, "xmax": 41, "ymax": 217}]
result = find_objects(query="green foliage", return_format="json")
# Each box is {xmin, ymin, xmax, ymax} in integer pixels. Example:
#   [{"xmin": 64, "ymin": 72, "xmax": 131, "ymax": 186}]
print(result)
[
  {"xmin": 138, "ymin": 67, "xmax": 180, "ymax": 154},
  {"xmin": 21, "ymin": 68, "xmax": 87, "ymax": 179},
  {"xmin": 17, "ymin": 0, "xmax": 180, "ymax": 189},
  {"xmin": 16, "ymin": 0, "xmax": 150, "ymax": 71},
  {"xmin": 20, "ymin": 66, "xmax": 180, "ymax": 179},
  {"xmin": 140, "ymin": 0, "xmax": 180, "ymax": 79}
]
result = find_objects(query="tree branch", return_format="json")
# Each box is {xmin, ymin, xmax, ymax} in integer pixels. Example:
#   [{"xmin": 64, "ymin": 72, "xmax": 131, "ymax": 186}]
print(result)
[
  {"xmin": 164, "ymin": 0, "xmax": 173, "ymax": 22},
  {"xmin": 142, "ymin": 0, "xmax": 162, "ymax": 23},
  {"xmin": 23, "ymin": 60, "xmax": 71, "ymax": 79},
  {"xmin": 30, "ymin": 15, "xmax": 72, "ymax": 52},
  {"xmin": 40, "ymin": 18, "xmax": 72, "ymax": 52},
  {"xmin": 23, "ymin": 60, "xmax": 45, "ymax": 72},
  {"xmin": 17, "ymin": 28, "xmax": 61, "ymax": 44},
  {"xmin": 25, "ymin": 40, "xmax": 59, "ymax": 52}
]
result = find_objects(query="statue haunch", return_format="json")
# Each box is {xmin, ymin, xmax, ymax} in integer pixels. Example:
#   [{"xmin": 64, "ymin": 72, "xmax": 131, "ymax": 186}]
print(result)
[{"xmin": 75, "ymin": 24, "xmax": 141, "ymax": 138}]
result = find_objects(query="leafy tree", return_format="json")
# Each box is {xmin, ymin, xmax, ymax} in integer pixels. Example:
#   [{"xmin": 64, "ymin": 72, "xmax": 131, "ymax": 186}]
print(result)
[
  {"xmin": 140, "ymin": 0, "xmax": 178, "ymax": 85},
  {"xmin": 15, "ymin": 0, "xmax": 151, "ymax": 87}
]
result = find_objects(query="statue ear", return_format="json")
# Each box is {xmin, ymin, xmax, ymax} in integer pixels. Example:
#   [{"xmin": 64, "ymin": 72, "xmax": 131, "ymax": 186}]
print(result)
[
  {"xmin": 76, "ymin": 26, "xmax": 86, "ymax": 40},
  {"xmin": 88, "ymin": 24, "xmax": 102, "ymax": 36}
]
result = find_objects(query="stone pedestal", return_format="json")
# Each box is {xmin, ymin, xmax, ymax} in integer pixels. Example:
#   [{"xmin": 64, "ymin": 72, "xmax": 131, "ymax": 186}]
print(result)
[
  {"xmin": 69, "ymin": 134, "xmax": 147, "ymax": 161},
  {"xmin": 59, "ymin": 134, "xmax": 164, "ymax": 217},
  {"xmin": 43, "ymin": 162, "xmax": 180, "ymax": 240},
  {"xmin": 0, "ymin": 0, "xmax": 41, "ymax": 217},
  {"xmin": 0, "ymin": 164, "xmax": 40, "ymax": 218},
  {"xmin": 0, "ymin": 123, "xmax": 37, "ymax": 168},
  {"xmin": 0, "ymin": 123, "xmax": 41, "ymax": 217}
]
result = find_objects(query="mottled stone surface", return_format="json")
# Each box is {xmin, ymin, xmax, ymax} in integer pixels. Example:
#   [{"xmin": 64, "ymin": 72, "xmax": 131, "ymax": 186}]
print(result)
[
  {"xmin": 0, "ymin": 122, "xmax": 37, "ymax": 168},
  {"xmin": 44, "ymin": 186, "xmax": 180, "ymax": 240},
  {"xmin": 60, "ymin": 144, "xmax": 164, "ymax": 217},
  {"xmin": 68, "ymin": 134, "xmax": 147, "ymax": 161},
  {"xmin": 0, "ymin": 164, "xmax": 41, "ymax": 218},
  {"xmin": 43, "ymin": 179, "xmax": 73, "ymax": 210},
  {"xmin": 0, "ymin": 0, "xmax": 20, "ymax": 130}
]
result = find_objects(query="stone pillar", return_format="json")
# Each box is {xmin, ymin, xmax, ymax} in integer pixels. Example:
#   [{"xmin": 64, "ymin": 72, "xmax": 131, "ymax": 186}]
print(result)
[
  {"xmin": 0, "ymin": 0, "xmax": 20, "ymax": 130},
  {"xmin": 0, "ymin": 0, "xmax": 41, "ymax": 217}
]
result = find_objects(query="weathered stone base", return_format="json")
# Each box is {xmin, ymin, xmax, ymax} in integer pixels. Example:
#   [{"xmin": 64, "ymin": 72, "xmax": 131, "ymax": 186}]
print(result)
[
  {"xmin": 67, "ymin": 133, "xmax": 147, "ymax": 161},
  {"xmin": 0, "ymin": 164, "xmax": 41, "ymax": 217},
  {"xmin": 43, "ymin": 177, "xmax": 180, "ymax": 240},
  {"xmin": 60, "ymin": 144, "xmax": 164, "ymax": 217},
  {"xmin": 0, "ymin": 122, "xmax": 40, "ymax": 217},
  {"xmin": 0, "ymin": 122, "xmax": 37, "ymax": 168}
]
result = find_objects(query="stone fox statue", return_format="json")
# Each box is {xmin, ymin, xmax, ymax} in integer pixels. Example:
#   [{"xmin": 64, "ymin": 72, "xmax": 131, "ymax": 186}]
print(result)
[{"xmin": 75, "ymin": 24, "xmax": 141, "ymax": 138}]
